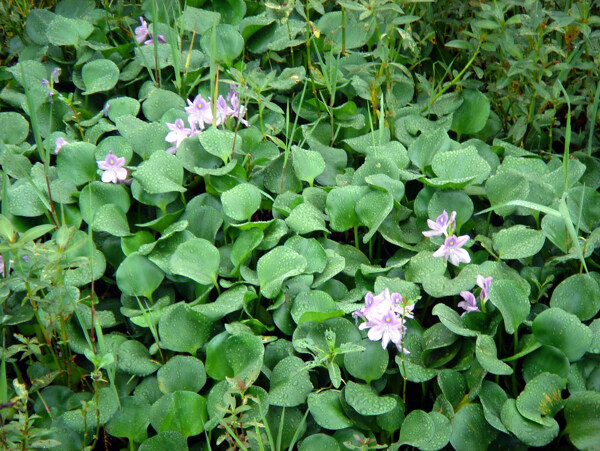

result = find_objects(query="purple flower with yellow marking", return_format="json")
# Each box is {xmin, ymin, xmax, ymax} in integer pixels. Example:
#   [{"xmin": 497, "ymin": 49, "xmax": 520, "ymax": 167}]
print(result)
[
  {"xmin": 97, "ymin": 151, "xmax": 127, "ymax": 183},
  {"xmin": 423, "ymin": 210, "xmax": 456, "ymax": 237},
  {"xmin": 364, "ymin": 310, "xmax": 407, "ymax": 350},
  {"xmin": 185, "ymin": 94, "xmax": 213, "ymax": 131},
  {"xmin": 432, "ymin": 234, "xmax": 470, "ymax": 266},
  {"xmin": 165, "ymin": 118, "xmax": 191, "ymax": 154}
]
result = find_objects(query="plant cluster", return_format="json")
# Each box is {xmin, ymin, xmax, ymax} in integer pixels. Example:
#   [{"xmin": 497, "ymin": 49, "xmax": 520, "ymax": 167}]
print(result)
[{"xmin": 0, "ymin": 0, "xmax": 599, "ymax": 450}]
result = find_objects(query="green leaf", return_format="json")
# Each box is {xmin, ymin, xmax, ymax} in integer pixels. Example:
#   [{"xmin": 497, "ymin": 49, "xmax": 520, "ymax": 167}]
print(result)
[
  {"xmin": 476, "ymin": 335, "xmax": 513, "ymax": 375},
  {"xmin": 344, "ymin": 338, "xmax": 389, "ymax": 383},
  {"xmin": 326, "ymin": 185, "xmax": 370, "ymax": 232},
  {"xmin": 300, "ymin": 434, "xmax": 341, "ymax": 451},
  {"xmin": 223, "ymin": 333, "xmax": 264, "ymax": 386},
  {"xmin": 116, "ymin": 252, "xmax": 164, "ymax": 299},
  {"xmin": 292, "ymin": 147, "xmax": 326, "ymax": 185},
  {"xmin": 157, "ymin": 355, "xmax": 206, "ymax": 394},
  {"xmin": 450, "ymin": 403, "xmax": 497, "ymax": 451},
  {"xmin": 493, "ymin": 225, "xmax": 545, "ymax": 260},
  {"xmin": 46, "ymin": 15, "xmax": 93, "ymax": 46},
  {"xmin": 194, "ymin": 285, "xmax": 255, "ymax": 321},
  {"xmin": 451, "ymin": 89, "xmax": 490, "ymax": 136},
  {"xmin": 133, "ymin": 151, "xmax": 185, "ymax": 194},
  {"xmin": 181, "ymin": 6, "xmax": 220, "ymax": 34},
  {"xmin": 532, "ymin": 308, "xmax": 592, "ymax": 361},
  {"xmin": 149, "ymin": 391, "xmax": 207, "ymax": 438},
  {"xmin": 115, "ymin": 116, "xmax": 169, "ymax": 159},
  {"xmin": 488, "ymin": 280, "xmax": 530, "ymax": 334},
  {"xmin": 82, "ymin": 59, "xmax": 119, "ymax": 95},
  {"xmin": 268, "ymin": 356, "xmax": 313, "ymax": 407},
  {"xmin": 397, "ymin": 410, "xmax": 451, "ymax": 450},
  {"xmin": 170, "ymin": 238, "xmax": 220, "ymax": 285},
  {"xmin": 139, "ymin": 431, "xmax": 188, "ymax": 451},
  {"xmin": 291, "ymin": 290, "xmax": 338, "ymax": 324},
  {"xmin": 564, "ymin": 391, "xmax": 600, "ymax": 450},
  {"xmin": 344, "ymin": 381, "xmax": 396, "ymax": 416},
  {"xmin": 197, "ymin": 127, "xmax": 237, "ymax": 164},
  {"xmin": 356, "ymin": 190, "xmax": 394, "ymax": 243},
  {"xmin": 285, "ymin": 236, "xmax": 327, "ymax": 275},
  {"xmin": 0, "ymin": 112, "xmax": 29, "ymax": 144},
  {"xmin": 142, "ymin": 89, "xmax": 185, "ymax": 122},
  {"xmin": 431, "ymin": 146, "xmax": 491, "ymax": 185},
  {"xmin": 428, "ymin": 190, "xmax": 474, "ymax": 233},
  {"xmin": 408, "ymin": 128, "xmax": 450, "ymax": 170},
  {"xmin": 516, "ymin": 372, "xmax": 566, "ymax": 427},
  {"xmin": 106, "ymin": 97, "xmax": 140, "ymax": 122},
  {"xmin": 501, "ymin": 399, "xmax": 559, "ymax": 447},
  {"xmin": 56, "ymin": 142, "xmax": 97, "ymax": 186},
  {"xmin": 230, "ymin": 229, "xmax": 263, "ymax": 269},
  {"xmin": 221, "ymin": 183, "xmax": 262, "ymax": 221},
  {"xmin": 117, "ymin": 340, "xmax": 161, "ymax": 376},
  {"xmin": 550, "ymin": 274, "xmax": 600, "ymax": 321},
  {"xmin": 522, "ymin": 346, "xmax": 569, "ymax": 382},
  {"xmin": 158, "ymin": 303, "xmax": 214, "ymax": 355},
  {"xmin": 79, "ymin": 181, "xmax": 130, "ymax": 224},
  {"xmin": 285, "ymin": 202, "xmax": 328, "ymax": 234},
  {"xmin": 307, "ymin": 390, "xmax": 353, "ymax": 430},
  {"xmin": 200, "ymin": 24, "xmax": 244, "ymax": 66},
  {"xmin": 432, "ymin": 304, "xmax": 478, "ymax": 337},
  {"xmin": 105, "ymin": 397, "xmax": 150, "ymax": 440},
  {"xmin": 93, "ymin": 203, "xmax": 131, "ymax": 237},
  {"xmin": 478, "ymin": 380, "xmax": 508, "ymax": 433},
  {"xmin": 257, "ymin": 246, "xmax": 307, "ymax": 299}
]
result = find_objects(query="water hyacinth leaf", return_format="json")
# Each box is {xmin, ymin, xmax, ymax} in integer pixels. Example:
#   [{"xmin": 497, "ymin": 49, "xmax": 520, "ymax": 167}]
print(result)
[
  {"xmin": 106, "ymin": 96, "xmax": 140, "ymax": 122},
  {"xmin": 493, "ymin": 225, "xmax": 545, "ymax": 260},
  {"xmin": 307, "ymin": 390, "xmax": 353, "ymax": 430},
  {"xmin": 158, "ymin": 303, "xmax": 213, "ymax": 355},
  {"xmin": 431, "ymin": 146, "xmax": 491, "ymax": 185},
  {"xmin": 478, "ymin": 380, "xmax": 509, "ymax": 433},
  {"xmin": 344, "ymin": 381, "xmax": 396, "ymax": 416},
  {"xmin": 356, "ymin": 190, "xmax": 394, "ymax": 243},
  {"xmin": 82, "ymin": 59, "xmax": 119, "ymax": 95},
  {"xmin": 133, "ymin": 151, "xmax": 185, "ymax": 194},
  {"xmin": 170, "ymin": 238, "xmax": 219, "ymax": 286},
  {"xmin": 522, "ymin": 345, "xmax": 569, "ymax": 382},
  {"xmin": 450, "ymin": 403, "xmax": 497, "ymax": 451},
  {"xmin": 285, "ymin": 236, "xmax": 327, "ymax": 274},
  {"xmin": 326, "ymin": 185, "xmax": 370, "ymax": 232},
  {"xmin": 404, "ymin": 251, "xmax": 447, "ymax": 284},
  {"xmin": 408, "ymin": 128, "xmax": 450, "ymax": 170},
  {"xmin": 105, "ymin": 396, "xmax": 150, "ymax": 441},
  {"xmin": 485, "ymin": 171, "xmax": 530, "ymax": 217},
  {"xmin": 221, "ymin": 183, "xmax": 262, "ymax": 221},
  {"xmin": 116, "ymin": 252, "xmax": 164, "ymax": 298},
  {"xmin": 46, "ymin": 15, "xmax": 93, "ymax": 46},
  {"xmin": 488, "ymin": 279, "xmax": 530, "ymax": 334},
  {"xmin": 476, "ymin": 335, "xmax": 513, "ymax": 375},
  {"xmin": 432, "ymin": 304, "xmax": 478, "ymax": 337},
  {"xmin": 205, "ymin": 333, "xmax": 233, "ymax": 380},
  {"xmin": 181, "ymin": 6, "xmax": 220, "ymax": 34},
  {"xmin": 286, "ymin": 202, "xmax": 328, "ymax": 234},
  {"xmin": 115, "ymin": 116, "xmax": 169, "ymax": 159},
  {"xmin": 376, "ymin": 394, "xmax": 405, "ymax": 433},
  {"xmin": 117, "ymin": 340, "xmax": 161, "ymax": 376},
  {"xmin": 541, "ymin": 214, "xmax": 569, "ymax": 253},
  {"xmin": 139, "ymin": 431, "xmax": 188, "ymax": 451},
  {"xmin": 451, "ymin": 89, "xmax": 491, "ymax": 136},
  {"xmin": 299, "ymin": 434, "xmax": 340, "ymax": 451},
  {"xmin": 397, "ymin": 410, "xmax": 434, "ymax": 449},
  {"xmin": 550, "ymin": 273, "xmax": 600, "ymax": 321},
  {"xmin": 142, "ymin": 89, "xmax": 185, "ymax": 122},
  {"xmin": 257, "ymin": 246, "xmax": 307, "ymax": 299},
  {"xmin": 428, "ymin": 190, "xmax": 474, "ymax": 232},
  {"xmin": 564, "ymin": 391, "xmax": 600, "ymax": 449},
  {"xmin": 25, "ymin": 8, "xmax": 54, "ymax": 45},
  {"xmin": 92, "ymin": 203, "xmax": 131, "ymax": 237},
  {"xmin": 200, "ymin": 24, "xmax": 243, "ymax": 66},
  {"xmin": 56, "ymin": 142, "xmax": 97, "ymax": 186},
  {"xmin": 268, "ymin": 356, "xmax": 313, "ymax": 407},
  {"xmin": 437, "ymin": 370, "xmax": 467, "ymax": 407},
  {"xmin": 292, "ymin": 146, "xmax": 326, "ymax": 185},
  {"xmin": 149, "ymin": 391, "xmax": 208, "ymax": 438},
  {"xmin": 230, "ymin": 229, "xmax": 263, "ymax": 268},
  {"xmin": 0, "ymin": 112, "xmax": 29, "ymax": 144},
  {"xmin": 516, "ymin": 372, "xmax": 566, "ymax": 426},
  {"xmin": 224, "ymin": 333, "xmax": 264, "ymax": 386},
  {"xmin": 532, "ymin": 308, "xmax": 592, "ymax": 362},
  {"xmin": 197, "ymin": 127, "xmax": 237, "ymax": 164},
  {"xmin": 501, "ymin": 399, "xmax": 559, "ymax": 447},
  {"xmin": 193, "ymin": 285, "xmax": 255, "ymax": 321},
  {"xmin": 157, "ymin": 355, "xmax": 207, "ymax": 394},
  {"xmin": 6, "ymin": 180, "xmax": 48, "ymax": 217},
  {"xmin": 344, "ymin": 338, "xmax": 389, "ymax": 383},
  {"xmin": 79, "ymin": 181, "xmax": 130, "ymax": 224}
]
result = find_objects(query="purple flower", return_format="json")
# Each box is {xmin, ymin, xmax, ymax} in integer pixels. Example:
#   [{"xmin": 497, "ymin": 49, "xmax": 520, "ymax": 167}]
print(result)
[
  {"xmin": 477, "ymin": 275, "xmax": 493, "ymax": 301},
  {"xmin": 97, "ymin": 151, "xmax": 127, "ymax": 183},
  {"xmin": 354, "ymin": 289, "xmax": 410, "ymax": 352},
  {"xmin": 215, "ymin": 95, "xmax": 229, "ymax": 126},
  {"xmin": 432, "ymin": 234, "xmax": 470, "ymax": 266},
  {"xmin": 458, "ymin": 291, "xmax": 479, "ymax": 315},
  {"xmin": 226, "ymin": 87, "xmax": 249, "ymax": 126},
  {"xmin": 41, "ymin": 78, "xmax": 50, "ymax": 88},
  {"xmin": 0, "ymin": 255, "xmax": 4, "ymax": 277},
  {"xmin": 103, "ymin": 102, "xmax": 111, "ymax": 117},
  {"xmin": 165, "ymin": 118, "xmax": 191, "ymax": 154},
  {"xmin": 423, "ymin": 210, "xmax": 456, "ymax": 237},
  {"xmin": 185, "ymin": 94, "xmax": 213, "ymax": 131},
  {"xmin": 135, "ymin": 16, "xmax": 166, "ymax": 45},
  {"xmin": 51, "ymin": 67, "xmax": 61, "ymax": 84},
  {"xmin": 54, "ymin": 137, "xmax": 69, "ymax": 154}
]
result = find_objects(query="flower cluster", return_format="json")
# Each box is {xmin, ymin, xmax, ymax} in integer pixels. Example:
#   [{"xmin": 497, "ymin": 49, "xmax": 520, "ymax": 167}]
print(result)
[
  {"xmin": 353, "ymin": 288, "xmax": 413, "ymax": 353},
  {"xmin": 423, "ymin": 210, "xmax": 471, "ymax": 266},
  {"xmin": 97, "ymin": 151, "xmax": 128, "ymax": 183},
  {"xmin": 458, "ymin": 275, "xmax": 492, "ymax": 316},
  {"xmin": 164, "ymin": 86, "xmax": 248, "ymax": 154},
  {"xmin": 134, "ymin": 17, "xmax": 166, "ymax": 45}
]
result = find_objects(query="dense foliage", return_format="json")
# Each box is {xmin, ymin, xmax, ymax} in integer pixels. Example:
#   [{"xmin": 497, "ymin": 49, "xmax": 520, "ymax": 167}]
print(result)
[{"xmin": 1, "ymin": 0, "xmax": 600, "ymax": 449}]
